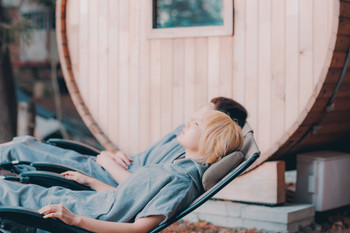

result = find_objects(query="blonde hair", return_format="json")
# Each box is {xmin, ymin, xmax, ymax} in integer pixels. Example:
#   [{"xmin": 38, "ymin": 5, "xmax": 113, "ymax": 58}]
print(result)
[{"xmin": 197, "ymin": 110, "xmax": 243, "ymax": 164}]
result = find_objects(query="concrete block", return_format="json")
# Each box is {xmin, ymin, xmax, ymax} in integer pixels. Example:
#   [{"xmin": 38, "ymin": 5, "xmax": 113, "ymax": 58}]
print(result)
[
  {"xmin": 242, "ymin": 203, "xmax": 314, "ymax": 223},
  {"xmin": 183, "ymin": 200, "xmax": 315, "ymax": 232},
  {"xmin": 196, "ymin": 200, "xmax": 242, "ymax": 217}
]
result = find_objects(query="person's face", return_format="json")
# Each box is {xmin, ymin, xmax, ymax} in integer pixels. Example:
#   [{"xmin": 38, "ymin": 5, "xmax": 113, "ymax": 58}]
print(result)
[
  {"xmin": 190, "ymin": 102, "xmax": 215, "ymax": 122},
  {"xmin": 177, "ymin": 118, "xmax": 203, "ymax": 152}
]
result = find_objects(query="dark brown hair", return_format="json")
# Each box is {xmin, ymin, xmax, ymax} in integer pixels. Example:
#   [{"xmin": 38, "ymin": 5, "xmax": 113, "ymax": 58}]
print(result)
[{"xmin": 210, "ymin": 97, "xmax": 248, "ymax": 128}]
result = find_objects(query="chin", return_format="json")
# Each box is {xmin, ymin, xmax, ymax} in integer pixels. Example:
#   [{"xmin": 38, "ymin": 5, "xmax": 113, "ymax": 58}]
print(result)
[{"xmin": 177, "ymin": 136, "xmax": 183, "ymax": 146}]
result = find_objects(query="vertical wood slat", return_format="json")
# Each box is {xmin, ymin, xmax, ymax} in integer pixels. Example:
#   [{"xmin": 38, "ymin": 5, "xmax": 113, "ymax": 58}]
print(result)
[
  {"xmin": 258, "ymin": 0, "xmax": 272, "ymax": 151},
  {"xmin": 219, "ymin": 36, "xmax": 233, "ymax": 98},
  {"xmin": 161, "ymin": 40, "xmax": 173, "ymax": 135},
  {"xmin": 271, "ymin": 0, "xmax": 286, "ymax": 146},
  {"xmin": 232, "ymin": 0, "xmax": 246, "ymax": 104},
  {"xmin": 195, "ymin": 38, "xmax": 208, "ymax": 107},
  {"xmin": 184, "ymin": 39, "xmax": 196, "ymax": 122},
  {"xmin": 98, "ymin": 1, "xmax": 108, "ymax": 132},
  {"xmin": 150, "ymin": 40, "xmax": 162, "ymax": 142},
  {"xmin": 128, "ymin": 0, "xmax": 140, "ymax": 151},
  {"xmin": 88, "ymin": 0, "xmax": 99, "ymax": 122},
  {"xmin": 299, "ymin": 0, "xmax": 314, "ymax": 112},
  {"xmin": 108, "ymin": 0, "xmax": 119, "ymax": 143},
  {"xmin": 78, "ymin": 0, "xmax": 88, "ymax": 107},
  {"xmin": 172, "ymin": 39, "xmax": 185, "ymax": 127},
  {"xmin": 285, "ymin": 0, "xmax": 299, "ymax": 131},
  {"xmin": 244, "ymin": 0, "xmax": 259, "ymax": 130},
  {"xmin": 138, "ymin": 0, "xmax": 151, "ymax": 151},
  {"xmin": 118, "ymin": 0, "xmax": 129, "ymax": 151},
  {"xmin": 208, "ymin": 37, "xmax": 221, "ymax": 99}
]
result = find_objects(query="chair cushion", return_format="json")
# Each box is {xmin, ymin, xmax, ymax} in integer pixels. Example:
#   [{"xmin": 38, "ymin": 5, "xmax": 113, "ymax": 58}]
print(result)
[{"xmin": 202, "ymin": 151, "xmax": 244, "ymax": 191}]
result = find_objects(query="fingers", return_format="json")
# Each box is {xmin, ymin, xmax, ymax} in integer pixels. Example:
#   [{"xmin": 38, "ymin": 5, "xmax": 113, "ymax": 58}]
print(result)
[
  {"xmin": 38, "ymin": 204, "xmax": 63, "ymax": 216},
  {"xmin": 61, "ymin": 171, "xmax": 76, "ymax": 179},
  {"xmin": 113, "ymin": 151, "xmax": 133, "ymax": 169},
  {"xmin": 38, "ymin": 204, "xmax": 76, "ymax": 225}
]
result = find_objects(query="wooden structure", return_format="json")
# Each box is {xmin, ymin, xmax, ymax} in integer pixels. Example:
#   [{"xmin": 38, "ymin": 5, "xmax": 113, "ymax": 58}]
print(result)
[{"xmin": 56, "ymin": 0, "xmax": 350, "ymax": 169}]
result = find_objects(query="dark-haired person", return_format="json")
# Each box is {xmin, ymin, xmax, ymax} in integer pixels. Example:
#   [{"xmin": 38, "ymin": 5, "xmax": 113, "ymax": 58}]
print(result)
[{"xmin": 0, "ymin": 97, "xmax": 247, "ymax": 187}]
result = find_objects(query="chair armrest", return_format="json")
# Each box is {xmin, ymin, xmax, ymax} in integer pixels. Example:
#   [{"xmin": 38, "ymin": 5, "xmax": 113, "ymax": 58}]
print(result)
[
  {"xmin": 46, "ymin": 139, "xmax": 101, "ymax": 156},
  {"xmin": 31, "ymin": 162, "xmax": 90, "ymax": 176},
  {"xmin": 19, "ymin": 171, "xmax": 94, "ymax": 191},
  {"xmin": 0, "ymin": 207, "xmax": 90, "ymax": 233}
]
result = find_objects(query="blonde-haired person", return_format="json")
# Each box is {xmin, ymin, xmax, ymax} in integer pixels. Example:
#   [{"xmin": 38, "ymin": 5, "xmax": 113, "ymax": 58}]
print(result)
[{"xmin": 0, "ymin": 110, "xmax": 243, "ymax": 233}]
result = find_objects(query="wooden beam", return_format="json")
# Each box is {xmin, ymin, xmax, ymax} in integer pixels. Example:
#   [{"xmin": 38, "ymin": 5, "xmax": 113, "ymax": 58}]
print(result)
[{"xmin": 214, "ymin": 161, "xmax": 286, "ymax": 205}]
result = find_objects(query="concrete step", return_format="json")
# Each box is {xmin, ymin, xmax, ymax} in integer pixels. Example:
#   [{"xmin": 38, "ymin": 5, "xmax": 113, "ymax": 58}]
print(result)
[{"xmin": 183, "ymin": 200, "xmax": 315, "ymax": 232}]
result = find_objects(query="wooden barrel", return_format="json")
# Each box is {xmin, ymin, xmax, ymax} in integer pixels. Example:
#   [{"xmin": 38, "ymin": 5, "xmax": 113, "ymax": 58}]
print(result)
[{"xmin": 56, "ymin": 0, "xmax": 350, "ymax": 169}]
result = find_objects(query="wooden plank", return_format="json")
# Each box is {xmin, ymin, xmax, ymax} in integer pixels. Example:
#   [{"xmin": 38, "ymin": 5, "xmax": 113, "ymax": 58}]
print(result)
[
  {"xmin": 208, "ymin": 37, "xmax": 220, "ymax": 99},
  {"xmin": 285, "ymin": 0, "xmax": 299, "ymax": 131},
  {"xmin": 138, "ymin": 0, "xmax": 151, "ymax": 151},
  {"xmin": 215, "ymin": 161, "xmax": 286, "ymax": 205},
  {"xmin": 244, "ymin": 0, "xmax": 259, "ymax": 131},
  {"xmin": 195, "ymin": 38, "xmax": 208, "ymax": 106},
  {"xmin": 316, "ymin": 122, "xmax": 350, "ymax": 134},
  {"xmin": 184, "ymin": 38, "xmax": 196, "ymax": 122},
  {"xmin": 258, "ymin": 0, "xmax": 272, "ymax": 152},
  {"xmin": 128, "ymin": 0, "xmax": 140, "ymax": 154},
  {"xmin": 299, "ymin": 0, "xmax": 314, "ymax": 112},
  {"xmin": 271, "ymin": 0, "xmax": 286, "ymax": 147},
  {"xmin": 324, "ymin": 68, "xmax": 343, "ymax": 84},
  {"xmin": 330, "ymin": 52, "xmax": 347, "ymax": 69},
  {"xmin": 118, "ymin": 0, "xmax": 129, "ymax": 152},
  {"xmin": 150, "ymin": 40, "xmax": 162, "ymax": 143},
  {"xmin": 98, "ymin": 0, "xmax": 109, "ymax": 134},
  {"xmin": 302, "ymin": 131, "xmax": 350, "ymax": 146},
  {"xmin": 303, "ymin": 110, "xmax": 350, "ymax": 125},
  {"xmin": 338, "ymin": 18, "xmax": 350, "ymax": 35},
  {"xmin": 318, "ymin": 83, "xmax": 350, "ymax": 98},
  {"xmin": 340, "ymin": 1, "xmax": 350, "ymax": 18},
  {"xmin": 78, "ymin": 0, "xmax": 88, "ymax": 101},
  {"xmin": 88, "ymin": 0, "xmax": 99, "ymax": 120},
  {"xmin": 108, "ymin": 0, "xmax": 119, "ymax": 143},
  {"xmin": 334, "ymin": 35, "xmax": 350, "ymax": 52},
  {"xmin": 219, "ymin": 36, "xmax": 233, "ymax": 97},
  {"xmin": 161, "ymin": 40, "xmax": 173, "ymax": 135},
  {"xmin": 232, "ymin": 0, "xmax": 246, "ymax": 103},
  {"xmin": 172, "ymin": 39, "xmax": 185, "ymax": 127}
]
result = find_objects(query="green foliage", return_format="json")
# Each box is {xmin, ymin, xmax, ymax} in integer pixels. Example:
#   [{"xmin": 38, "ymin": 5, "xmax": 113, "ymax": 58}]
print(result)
[{"xmin": 0, "ymin": 19, "xmax": 34, "ymax": 51}]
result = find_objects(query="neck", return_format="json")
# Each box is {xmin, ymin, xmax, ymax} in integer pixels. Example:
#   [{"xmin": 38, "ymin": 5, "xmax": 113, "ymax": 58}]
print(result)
[{"xmin": 185, "ymin": 149, "xmax": 200, "ymax": 162}]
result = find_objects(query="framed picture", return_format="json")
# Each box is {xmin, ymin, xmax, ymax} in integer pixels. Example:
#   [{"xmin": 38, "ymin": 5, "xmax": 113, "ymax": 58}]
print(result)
[{"xmin": 146, "ymin": 0, "xmax": 233, "ymax": 39}]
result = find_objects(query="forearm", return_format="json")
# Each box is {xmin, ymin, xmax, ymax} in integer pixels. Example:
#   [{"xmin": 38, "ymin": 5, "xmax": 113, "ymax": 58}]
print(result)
[
  {"xmin": 75, "ymin": 217, "xmax": 138, "ymax": 233},
  {"xmin": 103, "ymin": 164, "xmax": 131, "ymax": 184},
  {"xmin": 74, "ymin": 215, "xmax": 163, "ymax": 233},
  {"xmin": 88, "ymin": 178, "xmax": 116, "ymax": 191}
]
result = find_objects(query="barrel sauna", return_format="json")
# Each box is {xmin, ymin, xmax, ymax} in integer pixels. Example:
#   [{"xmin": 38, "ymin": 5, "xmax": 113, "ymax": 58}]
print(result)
[{"xmin": 56, "ymin": 0, "xmax": 350, "ymax": 170}]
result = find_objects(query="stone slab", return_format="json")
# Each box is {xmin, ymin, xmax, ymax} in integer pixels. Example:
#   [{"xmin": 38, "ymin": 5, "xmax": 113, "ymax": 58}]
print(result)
[{"xmin": 182, "ymin": 200, "xmax": 315, "ymax": 232}]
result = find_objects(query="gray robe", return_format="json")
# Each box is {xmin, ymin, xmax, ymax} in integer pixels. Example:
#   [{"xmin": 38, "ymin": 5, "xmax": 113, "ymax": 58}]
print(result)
[
  {"xmin": 0, "ymin": 125, "xmax": 186, "ymax": 186},
  {"xmin": 0, "ymin": 158, "xmax": 208, "ymax": 224}
]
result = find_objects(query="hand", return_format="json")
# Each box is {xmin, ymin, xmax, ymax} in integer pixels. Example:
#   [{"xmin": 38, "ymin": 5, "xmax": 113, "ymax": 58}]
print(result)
[
  {"xmin": 96, "ymin": 151, "xmax": 119, "ymax": 170},
  {"xmin": 109, "ymin": 150, "xmax": 133, "ymax": 170},
  {"xmin": 38, "ymin": 204, "xmax": 80, "ymax": 226},
  {"xmin": 61, "ymin": 171, "xmax": 91, "ymax": 186}
]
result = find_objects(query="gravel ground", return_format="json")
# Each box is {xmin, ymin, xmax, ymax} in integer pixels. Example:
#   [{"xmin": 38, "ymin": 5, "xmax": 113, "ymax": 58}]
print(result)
[{"xmin": 161, "ymin": 205, "xmax": 350, "ymax": 233}]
